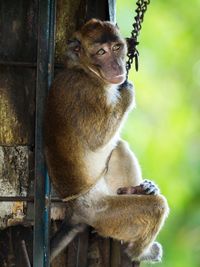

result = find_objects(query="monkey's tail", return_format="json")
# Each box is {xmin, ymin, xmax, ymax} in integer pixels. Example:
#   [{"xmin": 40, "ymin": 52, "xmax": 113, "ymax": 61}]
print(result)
[{"xmin": 50, "ymin": 222, "xmax": 87, "ymax": 262}]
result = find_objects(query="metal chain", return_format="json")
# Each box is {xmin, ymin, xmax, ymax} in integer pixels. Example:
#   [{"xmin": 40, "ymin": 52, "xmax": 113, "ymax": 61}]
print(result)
[{"xmin": 126, "ymin": 0, "xmax": 151, "ymax": 75}]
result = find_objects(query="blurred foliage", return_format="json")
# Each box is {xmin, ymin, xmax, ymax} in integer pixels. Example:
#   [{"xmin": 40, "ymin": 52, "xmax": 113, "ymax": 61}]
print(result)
[{"xmin": 116, "ymin": 0, "xmax": 200, "ymax": 266}]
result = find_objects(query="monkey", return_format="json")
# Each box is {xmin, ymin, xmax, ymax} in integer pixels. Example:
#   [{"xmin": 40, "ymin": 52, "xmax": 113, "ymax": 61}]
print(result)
[{"xmin": 44, "ymin": 19, "xmax": 169, "ymax": 263}]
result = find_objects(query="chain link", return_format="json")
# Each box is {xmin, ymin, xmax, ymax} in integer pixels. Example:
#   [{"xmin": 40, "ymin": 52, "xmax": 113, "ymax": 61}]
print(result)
[{"xmin": 126, "ymin": 0, "xmax": 151, "ymax": 75}]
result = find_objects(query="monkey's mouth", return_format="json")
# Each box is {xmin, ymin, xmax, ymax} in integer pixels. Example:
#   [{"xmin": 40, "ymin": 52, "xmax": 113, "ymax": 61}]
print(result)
[
  {"xmin": 105, "ymin": 73, "xmax": 126, "ymax": 85},
  {"xmin": 88, "ymin": 65, "xmax": 126, "ymax": 85}
]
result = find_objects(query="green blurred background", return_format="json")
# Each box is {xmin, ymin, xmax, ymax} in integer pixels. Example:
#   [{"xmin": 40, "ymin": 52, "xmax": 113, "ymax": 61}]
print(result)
[{"xmin": 116, "ymin": 0, "xmax": 200, "ymax": 266}]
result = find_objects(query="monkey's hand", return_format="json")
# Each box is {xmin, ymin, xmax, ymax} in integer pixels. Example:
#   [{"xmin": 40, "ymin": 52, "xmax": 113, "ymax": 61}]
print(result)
[
  {"xmin": 117, "ymin": 179, "xmax": 160, "ymax": 196},
  {"xmin": 119, "ymin": 80, "xmax": 133, "ymax": 90}
]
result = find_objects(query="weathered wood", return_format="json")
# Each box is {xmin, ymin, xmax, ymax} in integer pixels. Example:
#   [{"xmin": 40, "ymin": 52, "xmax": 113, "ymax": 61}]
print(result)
[
  {"xmin": 51, "ymin": 221, "xmax": 68, "ymax": 267},
  {"xmin": 0, "ymin": 226, "xmax": 33, "ymax": 267},
  {"xmin": 120, "ymin": 243, "xmax": 133, "ymax": 267},
  {"xmin": 85, "ymin": 0, "xmax": 109, "ymax": 21},
  {"xmin": 110, "ymin": 239, "xmax": 121, "ymax": 267},
  {"xmin": 55, "ymin": 0, "xmax": 82, "ymax": 63},
  {"xmin": 0, "ymin": 0, "xmax": 38, "ymax": 62},
  {"xmin": 67, "ymin": 236, "xmax": 79, "ymax": 267},
  {"xmin": 76, "ymin": 227, "xmax": 89, "ymax": 267},
  {"xmin": 0, "ymin": 146, "xmax": 33, "ymax": 229},
  {"xmin": 97, "ymin": 237, "xmax": 111, "ymax": 267},
  {"xmin": 0, "ymin": 66, "xmax": 35, "ymax": 145}
]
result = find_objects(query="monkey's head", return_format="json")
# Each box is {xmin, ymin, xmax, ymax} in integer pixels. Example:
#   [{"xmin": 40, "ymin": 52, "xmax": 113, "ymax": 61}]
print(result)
[{"xmin": 67, "ymin": 19, "xmax": 127, "ymax": 85}]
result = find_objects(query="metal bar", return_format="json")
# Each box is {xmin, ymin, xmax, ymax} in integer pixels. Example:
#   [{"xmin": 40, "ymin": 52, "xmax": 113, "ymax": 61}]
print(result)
[
  {"xmin": 0, "ymin": 196, "xmax": 34, "ymax": 202},
  {"xmin": 0, "ymin": 196, "xmax": 62, "ymax": 202},
  {"xmin": 0, "ymin": 61, "xmax": 37, "ymax": 67},
  {"xmin": 44, "ymin": 1, "xmax": 56, "ymax": 266},
  {"xmin": 33, "ymin": 0, "xmax": 56, "ymax": 266},
  {"xmin": 108, "ymin": 0, "xmax": 116, "ymax": 23},
  {"xmin": 0, "ymin": 61, "xmax": 63, "ymax": 68}
]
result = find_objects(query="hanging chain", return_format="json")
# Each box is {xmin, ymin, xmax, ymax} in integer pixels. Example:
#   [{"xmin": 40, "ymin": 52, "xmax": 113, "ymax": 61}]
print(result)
[{"xmin": 126, "ymin": 0, "xmax": 151, "ymax": 75}]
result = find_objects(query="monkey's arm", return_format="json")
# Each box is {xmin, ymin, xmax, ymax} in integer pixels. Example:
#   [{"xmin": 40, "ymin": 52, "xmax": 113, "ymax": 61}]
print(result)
[{"xmin": 75, "ymin": 81, "xmax": 135, "ymax": 151}]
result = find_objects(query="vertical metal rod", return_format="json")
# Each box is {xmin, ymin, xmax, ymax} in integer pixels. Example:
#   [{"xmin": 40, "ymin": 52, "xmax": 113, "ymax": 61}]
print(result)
[
  {"xmin": 33, "ymin": 0, "xmax": 56, "ymax": 266},
  {"xmin": 44, "ymin": 0, "xmax": 56, "ymax": 266},
  {"xmin": 108, "ymin": 0, "xmax": 116, "ymax": 23}
]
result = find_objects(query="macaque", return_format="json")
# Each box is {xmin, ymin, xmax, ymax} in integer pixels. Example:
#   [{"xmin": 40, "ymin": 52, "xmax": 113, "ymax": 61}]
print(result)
[{"xmin": 44, "ymin": 19, "xmax": 169, "ymax": 263}]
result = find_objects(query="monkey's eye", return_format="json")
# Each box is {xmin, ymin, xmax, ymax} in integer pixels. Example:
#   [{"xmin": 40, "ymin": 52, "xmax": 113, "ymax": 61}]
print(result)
[
  {"xmin": 96, "ymin": 48, "xmax": 106, "ymax": 56},
  {"xmin": 112, "ymin": 43, "xmax": 122, "ymax": 51}
]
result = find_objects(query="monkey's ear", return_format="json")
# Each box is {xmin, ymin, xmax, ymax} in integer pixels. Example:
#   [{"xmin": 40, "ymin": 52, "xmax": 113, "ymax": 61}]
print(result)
[{"xmin": 67, "ymin": 38, "xmax": 81, "ymax": 55}]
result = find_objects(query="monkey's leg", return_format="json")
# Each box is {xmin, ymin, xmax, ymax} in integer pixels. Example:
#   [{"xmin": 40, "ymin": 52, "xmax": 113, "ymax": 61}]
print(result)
[
  {"xmin": 101, "ymin": 139, "xmax": 168, "ymax": 262},
  {"xmin": 89, "ymin": 194, "xmax": 169, "ymax": 262}
]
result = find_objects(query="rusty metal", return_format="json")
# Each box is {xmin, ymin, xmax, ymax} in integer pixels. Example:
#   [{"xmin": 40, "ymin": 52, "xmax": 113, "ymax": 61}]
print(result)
[
  {"xmin": 0, "ymin": 61, "xmax": 37, "ymax": 68},
  {"xmin": 0, "ymin": 61, "xmax": 64, "ymax": 68},
  {"xmin": 126, "ymin": 0, "xmax": 151, "ymax": 74},
  {"xmin": 0, "ymin": 196, "xmax": 63, "ymax": 202}
]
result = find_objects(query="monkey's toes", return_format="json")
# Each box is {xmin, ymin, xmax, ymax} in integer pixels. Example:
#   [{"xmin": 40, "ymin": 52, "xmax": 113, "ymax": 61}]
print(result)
[
  {"xmin": 140, "ymin": 179, "xmax": 160, "ymax": 195},
  {"xmin": 149, "ymin": 242, "xmax": 163, "ymax": 262},
  {"xmin": 117, "ymin": 185, "xmax": 145, "ymax": 195},
  {"xmin": 136, "ymin": 242, "xmax": 163, "ymax": 263}
]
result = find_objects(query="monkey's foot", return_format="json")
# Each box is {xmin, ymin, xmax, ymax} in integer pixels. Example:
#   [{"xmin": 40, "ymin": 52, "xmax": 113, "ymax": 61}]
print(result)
[
  {"xmin": 117, "ymin": 179, "xmax": 160, "ymax": 195},
  {"xmin": 140, "ymin": 179, "xmax": 160, "ymax": 195},
  {"xmin": 126, "ymin": 241, "xmax": 163, "ymax": 263}
]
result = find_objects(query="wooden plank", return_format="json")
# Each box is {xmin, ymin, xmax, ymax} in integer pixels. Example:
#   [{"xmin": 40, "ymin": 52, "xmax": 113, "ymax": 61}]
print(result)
[
  {"xmin": 0, "ymin": 225, "xmax": 33, "ymax": 267},
  {"xmin": 110, "ymin": 239, "xmax": 121, "ymax": 267},
  {"xmin": 97, "ymin": 236, "xmax": 111, "ymax": 267},
  {"xmin": 76, "ymin": 227, "xmax": 89, "ymax": 267},
  {"xmin": 67, "ymin": 236, "xmax": 79, "ymax": 267},
  {"xmin": 120, "ymin": 244, "xmax": 133, "ymax": 267}
]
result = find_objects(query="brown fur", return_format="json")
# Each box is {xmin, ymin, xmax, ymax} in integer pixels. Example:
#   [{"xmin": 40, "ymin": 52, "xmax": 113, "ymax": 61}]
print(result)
[{"xmin": 45, "ymin": 19, "xmax": 169, "ymax": 263}]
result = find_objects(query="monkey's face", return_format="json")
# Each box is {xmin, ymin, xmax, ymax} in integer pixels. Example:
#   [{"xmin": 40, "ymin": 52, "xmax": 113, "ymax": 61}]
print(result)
[
  {"xmin": 86, "ymin": 40, "xmax": 127, "ymax": 85},
  {"xmin": 68, "ymin": 19, "xmax": 127, "ymax": 85}
]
